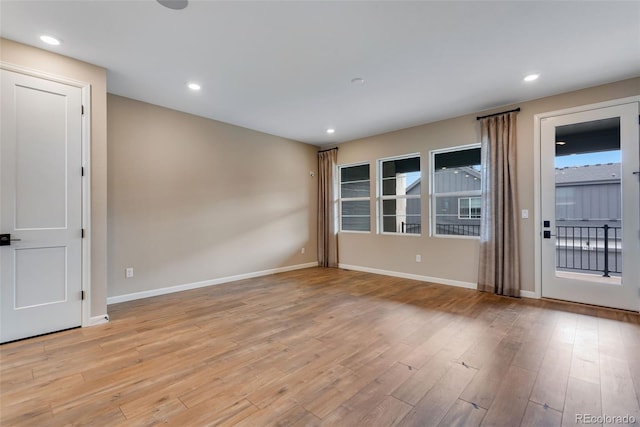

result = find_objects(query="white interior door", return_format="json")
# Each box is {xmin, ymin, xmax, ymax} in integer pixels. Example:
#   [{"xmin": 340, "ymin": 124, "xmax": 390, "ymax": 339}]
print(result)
[
  {"xmin": 540, "ymin": 102, "xmax": 640, "ymax": 311},
  {"xmin": 1, "ymin": 69, "xmax": 83, "ymax": 342}
]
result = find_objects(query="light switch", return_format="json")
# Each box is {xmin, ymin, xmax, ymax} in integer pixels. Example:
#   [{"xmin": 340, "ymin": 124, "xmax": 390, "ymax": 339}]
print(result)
[{"xmin": 521, "ymin": 209, "xmax": 529, "ymax": 219}]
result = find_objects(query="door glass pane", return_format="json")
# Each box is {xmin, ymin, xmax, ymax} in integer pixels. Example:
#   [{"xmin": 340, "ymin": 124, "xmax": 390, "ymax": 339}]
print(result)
[{"xmin": 554, "ymin": 117, "xmax": 621, "ymax": 281}]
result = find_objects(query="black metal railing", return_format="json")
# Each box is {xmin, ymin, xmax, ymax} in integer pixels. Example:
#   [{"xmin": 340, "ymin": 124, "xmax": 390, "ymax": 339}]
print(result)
[
  {"xmin": 401, "ymin": 222, "xmax": 421, "ymax": 234},
  {"xmin": 435, "ymin": 223, "xmax": 480, "ymax": 236},
  {"xmin": 556, "ymin": 225, "xmax": 621, "ymax": 277}
]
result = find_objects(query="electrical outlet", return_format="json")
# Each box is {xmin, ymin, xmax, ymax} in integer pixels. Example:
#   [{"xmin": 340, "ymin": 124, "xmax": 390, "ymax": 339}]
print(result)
[
  {"xmin": 301, "ymin": 247, "xmax": 305, "ymax": 254},
  {"xmin": 125, "ymin": 267, "xmax": 134, "ymax": 278},
  {"xmin": 415, "ymin": 254, "xmax": 422, "ymax": 263}
]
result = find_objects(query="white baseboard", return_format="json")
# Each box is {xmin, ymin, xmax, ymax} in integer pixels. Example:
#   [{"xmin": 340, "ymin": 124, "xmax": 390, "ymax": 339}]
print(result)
[
  {"xmin": 338, "ymin": 263, "xmax": 539, "ymax": 299},
  {"xmin": 338, "ymin": 263, "xmax": 477, "ymax": 290},
  {"xmin": 107, "ymin": 262, "xmax": 319, "ymax": 305},
  {"xmin": 87, "ymin": 314, "xmax": 110, "ymax": 326}
]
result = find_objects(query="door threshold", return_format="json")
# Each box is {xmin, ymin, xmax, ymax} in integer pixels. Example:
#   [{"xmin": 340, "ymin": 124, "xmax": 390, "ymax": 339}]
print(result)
[
  {"xmin": 555, "ymin": 271, "xmax": 621, "ymax": 285},
  {"xmin": 540, "ymin": 296, "xmax": 639, "ymax": 315}
]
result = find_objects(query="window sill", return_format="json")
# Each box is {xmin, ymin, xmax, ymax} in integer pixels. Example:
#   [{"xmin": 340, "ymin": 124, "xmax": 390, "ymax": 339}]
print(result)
[{"xmin": 431, "ymin": 234, "xmax": 480, "ymax": 240}]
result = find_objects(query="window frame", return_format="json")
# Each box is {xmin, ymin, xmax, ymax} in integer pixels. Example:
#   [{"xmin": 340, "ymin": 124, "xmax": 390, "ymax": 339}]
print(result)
[
  {"xmin": 338, "ymin": 162, "xmax": 371, "ymax": 233},
  {"xmin": 376, "ymin": 153, "xmax": 422, "ymax": 236},
  {"xmin": 430, "ymin": 143, "xmax": 482, "ymax": 239}
]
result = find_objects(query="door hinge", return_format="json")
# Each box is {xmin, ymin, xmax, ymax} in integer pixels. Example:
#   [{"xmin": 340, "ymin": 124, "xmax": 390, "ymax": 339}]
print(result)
[
  {"xmin": 81, "ymin": 105, "xmax": 85, "ymax": 116},
  {"xmin": 81, "ymin": 228, "xmax": 85, "ymax": 238},
  {"xmin": 81, "ymin": 167, "xmax": 84, "ymax": 177},
  {"xmin": 81, "ymin": 290, "xmax": 85, "ymax": 300}
]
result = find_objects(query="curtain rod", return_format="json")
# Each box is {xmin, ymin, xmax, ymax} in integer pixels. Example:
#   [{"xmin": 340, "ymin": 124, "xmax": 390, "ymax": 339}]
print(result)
[
  {"xmin": 476, "ymin": 107, "xmax": 521, "ymax": 121},
  {"xmin": 317, "ymin": 147, "xmax": 338, "ymax": 153}
]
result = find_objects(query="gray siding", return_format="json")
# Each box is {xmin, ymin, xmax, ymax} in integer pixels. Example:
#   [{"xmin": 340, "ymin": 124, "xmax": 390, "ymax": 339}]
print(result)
[
  {"xmin": 556, "ymin": 183, "xmax": 621, "ymax": 226},
  {"xmin": 433, "ymin": 167, "xmax": 481, "ymax": 193}
]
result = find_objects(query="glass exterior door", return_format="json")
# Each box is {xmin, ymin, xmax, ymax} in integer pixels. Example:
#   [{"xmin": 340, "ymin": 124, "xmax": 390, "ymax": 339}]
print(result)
[{"xmin": 540, "ymin": 102, "xmax": 639, "ymax": 311}]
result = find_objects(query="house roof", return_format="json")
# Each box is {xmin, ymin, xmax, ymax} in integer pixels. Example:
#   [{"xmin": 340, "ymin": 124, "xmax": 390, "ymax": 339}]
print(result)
[
  {"xmin": 555, "ymin": 163, "xmax": 621, "ymax": 184},
  {"xmin": 1, "ymin": 2, "xmax": 639, "ymax": 145}
]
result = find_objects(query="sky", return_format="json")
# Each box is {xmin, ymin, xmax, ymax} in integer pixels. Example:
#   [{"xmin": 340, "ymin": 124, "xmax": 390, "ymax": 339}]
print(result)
[
  {"xmin": 406, "ymin": 171, "xmax": 421, "ymax": 187},
  {"xmin": 555, "ymin": 150, "xmax": 620, "ymax": 168}
]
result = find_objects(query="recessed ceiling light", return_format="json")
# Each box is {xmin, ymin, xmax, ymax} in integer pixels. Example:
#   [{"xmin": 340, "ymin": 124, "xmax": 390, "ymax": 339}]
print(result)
[
  {"xmin": 40, "ymin": 35, "xmax": 61, "ymax": 46},
  {"xmin": 157, "ymin": 0, "xmax": 188, "ymax": 10},
  {"xmin": 187, "ymin": 83, "xmax": 201, "ymax": 91},
  {"xmin": 351, "ymin": 77, "xmax": 365, "ymax": 85},
  {"xmin": 524, "ymin": 74, "xmax": 540, "ymax": 82},
  {"xmin": 556, "ymin": 141, "xmax": 567, "ymax": 145},
  {"xmin": 326, "ymin": 128, "xmax": 335, "ymax": 134}
]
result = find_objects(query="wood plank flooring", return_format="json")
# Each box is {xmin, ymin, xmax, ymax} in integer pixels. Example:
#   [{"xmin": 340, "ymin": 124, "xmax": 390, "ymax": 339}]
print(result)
[{"xmin": 1, "ymin": 267, "xmax": 639, "ymax": 426}]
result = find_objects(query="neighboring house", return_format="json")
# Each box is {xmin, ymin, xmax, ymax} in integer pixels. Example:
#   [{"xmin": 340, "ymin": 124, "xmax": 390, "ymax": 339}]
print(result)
[
  {"xmin": 432, "ymin": 166, "xmax": 482, "ymax": 235},
  {"xmin": 403, "ymin": 177, "xmax": 422, "ymax": 233},
  {"xmin": 406, "ymin": 167, "xmax": 482, "ymax": 236},
  {"xmin": 407, "ymin": 162, "xmax": 620, "ymax": 234},
  {"xmin": 555, "ymin": 162, "xmax": 621, "ymax": 227}
]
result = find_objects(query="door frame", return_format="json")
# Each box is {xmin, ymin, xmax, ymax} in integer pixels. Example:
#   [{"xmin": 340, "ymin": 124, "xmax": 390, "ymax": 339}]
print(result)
[
  {"xmin": 533, "ymin": 95, "xmax": 640, "ymax": 311},
  {"xmin": 1, "ymin": 62, "xmax": 93, "ymax": 327}
]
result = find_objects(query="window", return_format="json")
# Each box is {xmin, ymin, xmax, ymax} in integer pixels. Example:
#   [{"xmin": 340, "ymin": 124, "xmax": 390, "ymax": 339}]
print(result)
[
  {"xmin": 378, "ymin": 154, "xmax": 421, "ymax": 234},
  {"xmin": 458, "ymin": 196, "xmax": 481, "ymax": 219},
  {"xmin": 339, "ymin": 163, "xmax": 370, "ymax": 232},
  {"xmin": 431, "ymin": 145, "xmax": 481, "ymax": 237}
]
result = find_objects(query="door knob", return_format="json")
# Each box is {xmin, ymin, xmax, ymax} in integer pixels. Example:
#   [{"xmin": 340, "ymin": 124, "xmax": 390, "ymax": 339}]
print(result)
[{"xmin": 0, "ymin": 234, "xmax": 21, "ymax": 246}]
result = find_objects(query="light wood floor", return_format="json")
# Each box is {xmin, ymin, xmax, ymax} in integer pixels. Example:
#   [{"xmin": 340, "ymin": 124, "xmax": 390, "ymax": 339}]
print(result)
[{"xmin": 2, "ymin": 267, "xmax": 639, "ymax": 426}]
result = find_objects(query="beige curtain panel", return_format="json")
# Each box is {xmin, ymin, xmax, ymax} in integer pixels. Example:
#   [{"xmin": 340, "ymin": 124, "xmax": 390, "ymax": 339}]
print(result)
[
  {"xmin": 317, "ymin": 149, "xmax": 338, "ymax": 268},
  {"xmin": 478, "ymin": 112, "xmax": 520, "ymax": 296}
]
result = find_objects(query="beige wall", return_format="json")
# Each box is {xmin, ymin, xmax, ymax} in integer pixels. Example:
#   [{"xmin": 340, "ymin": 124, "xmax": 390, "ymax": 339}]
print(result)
[
  {"xmin": 0, "ymin": 38, "xmax": 108, "ymax": 317},
  {"xmin": 338, "ymin": 77, "xmax": 640, "ymax": 293},
  {"xmin": 107, "ymin": 95, "xmax": 318, "ymax": 298}
]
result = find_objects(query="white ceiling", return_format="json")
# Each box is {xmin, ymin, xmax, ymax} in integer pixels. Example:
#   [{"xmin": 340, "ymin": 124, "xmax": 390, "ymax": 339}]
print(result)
[{"xmin": 1, "ymin": 1, "xmax": 639, "ymax": 146}]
